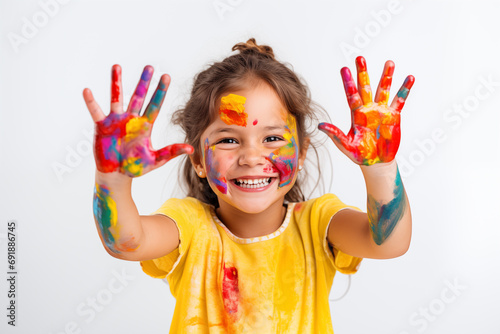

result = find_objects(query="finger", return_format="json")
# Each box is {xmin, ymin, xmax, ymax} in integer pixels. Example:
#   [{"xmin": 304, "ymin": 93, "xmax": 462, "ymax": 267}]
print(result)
[
  {"xmin": 355, "ymin": 56, "xmax": 373, "ymax": 106},
  {"xmin": 390, "ymin": 75, "xmax": 415, "ymax": 113},
  {"xmin": 144, "ymin": 74, "xmax": 171, "ymax": 123},
  {"xmin": 155, "ymin": 144, "xmax": 194, "ymax": 165},
  {"xmin": 374, "ymin": 60, "xmax": 395, "ymax": 105},
  {"xmin": 341, "ymin": 67, "xmax": 363, "ymax": 112},
  {"xmin": 83, "ymin": 88, "xmax": 106, "ymax": 122},
  {"xmin": 110, "ymin": 64, "xmax": 123, "ymax": 114},
  {"xmin": 127, "ymin": 65, "xmax": 154, "ymax": 115},
  {"xmin": 318, "ymin": 122, "xmax": 352, "ymax": 152}
]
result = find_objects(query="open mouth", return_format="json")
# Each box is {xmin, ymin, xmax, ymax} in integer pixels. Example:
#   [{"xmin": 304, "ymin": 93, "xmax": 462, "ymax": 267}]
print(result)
[{"xmin": 232, "ymin": 177, "xmax": 274, "ymax": 189}]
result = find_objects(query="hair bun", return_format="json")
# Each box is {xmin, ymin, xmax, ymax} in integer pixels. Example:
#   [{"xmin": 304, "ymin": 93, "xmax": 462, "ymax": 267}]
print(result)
[{"xmin": 232, "ymin": 38, "xmax": 275, "ymax": 60}]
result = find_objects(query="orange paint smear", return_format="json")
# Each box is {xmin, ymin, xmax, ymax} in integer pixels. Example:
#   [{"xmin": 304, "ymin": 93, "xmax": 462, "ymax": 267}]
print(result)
[
  {"xmin": 220, "ymin": 109, "xmax": 247, "ymax": 127},
  {"xmin": 115, "ymin": 236, "xmax": 139, "ymax": 252},
  {"xmin": 219, "ymin": 94, "xmax": 248, "ymax": 127}
]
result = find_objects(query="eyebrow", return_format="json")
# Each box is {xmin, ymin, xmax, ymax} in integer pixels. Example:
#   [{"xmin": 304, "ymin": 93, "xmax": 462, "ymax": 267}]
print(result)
[
  {"xmin": 209, "ymin": 128, "xmax": 237, "ymax": 136},
  {"xmin": 209, "ymin": 125, "xmax": 286, "ymax": 137},
  {"xmin": 263, "ymin": 125, "xmax": 286, "ymax": 131}
]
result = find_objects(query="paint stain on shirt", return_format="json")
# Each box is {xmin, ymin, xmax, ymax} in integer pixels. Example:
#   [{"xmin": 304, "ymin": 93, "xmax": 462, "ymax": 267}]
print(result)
[{"xmin": 222, "ymin": 263, "xmax": 240, "ymax": 316}]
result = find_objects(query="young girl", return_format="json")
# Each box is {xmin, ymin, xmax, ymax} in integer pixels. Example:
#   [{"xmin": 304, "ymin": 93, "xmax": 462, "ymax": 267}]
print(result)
[{"xmin": 83, "ymin": 38, "xmax": 413, "ymax": 333}]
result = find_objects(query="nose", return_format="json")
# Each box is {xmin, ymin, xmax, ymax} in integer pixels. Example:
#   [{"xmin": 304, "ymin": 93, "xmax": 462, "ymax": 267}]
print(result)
[{"xmin": 238, "ymin": 145, "xmax": 265, "ymax": 167}]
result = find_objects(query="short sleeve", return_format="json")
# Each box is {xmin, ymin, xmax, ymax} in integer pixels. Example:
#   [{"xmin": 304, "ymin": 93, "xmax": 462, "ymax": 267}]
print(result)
[
  {"xmin": 313, "ymin": 194, "xmax": 363, "ymax": 275},
  {"xmin": 140, "ymin": 197, "xmax": 202, "ymax": 280}
]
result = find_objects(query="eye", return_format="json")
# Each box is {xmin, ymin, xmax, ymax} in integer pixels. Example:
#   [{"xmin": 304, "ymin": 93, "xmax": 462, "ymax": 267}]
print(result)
[
  {"xmin": 264, "ymin": 136, "xmax": 283, "ymax": 143},
  {"xmin": 216, "ymin": 138, "xmax": 238, "ymax": 144}
]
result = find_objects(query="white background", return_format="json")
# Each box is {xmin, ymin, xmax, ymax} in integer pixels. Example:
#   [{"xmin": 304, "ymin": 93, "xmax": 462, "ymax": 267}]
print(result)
[{"xmin": 1, "ymin": 0, "xmax": 499, "ymax": 333}]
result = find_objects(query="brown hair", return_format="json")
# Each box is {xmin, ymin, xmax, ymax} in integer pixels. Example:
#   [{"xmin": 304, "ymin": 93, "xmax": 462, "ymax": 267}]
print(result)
[{"xmin": 172, "ymin": 38, "xmax": 326, "ymax": 207}]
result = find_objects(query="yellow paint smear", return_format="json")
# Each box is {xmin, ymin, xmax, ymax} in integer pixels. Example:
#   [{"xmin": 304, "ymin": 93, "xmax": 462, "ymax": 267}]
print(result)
[{"xmin": 219, "ymin": 94, "xmax": 248, "ymax": 126}]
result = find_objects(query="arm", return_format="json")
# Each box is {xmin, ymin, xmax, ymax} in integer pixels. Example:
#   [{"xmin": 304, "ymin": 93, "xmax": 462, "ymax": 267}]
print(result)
[
  {"xmin": 327, "ymin": 160, "xmax": 411, "ymax": 259},
  {"xmin": 319, "ymin": 57, "xmax": 414, "ymax": 259},
  {"xmin": 92, "ymin": 171, "xmax": 181, "ymax": 261},
  {"xmin": 84, "ymin": 65, "xmax": 193, "ymax": 261}
]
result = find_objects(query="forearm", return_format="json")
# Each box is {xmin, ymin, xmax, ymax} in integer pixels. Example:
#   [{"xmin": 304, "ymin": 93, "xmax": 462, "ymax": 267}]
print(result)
[
  {"xmin": 93, "ymin": 171, "xmax": 143, "ymax": 256},
  {"xmin": 360, "ymin": 159, "xmax": 412, "ymax": 254}
]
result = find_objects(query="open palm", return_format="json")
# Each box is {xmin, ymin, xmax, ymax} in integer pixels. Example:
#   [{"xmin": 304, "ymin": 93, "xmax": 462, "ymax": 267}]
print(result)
[
  {"xmin": 83, "ymin": 65, "xmax": 193, "ymax": 177},
  {"xmin": 319, "ymin": 56, "xmax": 414, "ymax": 165}
]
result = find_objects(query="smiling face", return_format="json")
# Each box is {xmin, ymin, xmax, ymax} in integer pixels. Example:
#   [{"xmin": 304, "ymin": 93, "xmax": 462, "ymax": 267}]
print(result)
[{"xmin": 193, "ymin": 82, "xmax": 307, "ymax": 214}]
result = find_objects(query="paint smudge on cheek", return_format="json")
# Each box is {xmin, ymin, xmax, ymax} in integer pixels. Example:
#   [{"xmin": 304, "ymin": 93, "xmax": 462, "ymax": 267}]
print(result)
[
  {"xmin": 267, "ymin": 114, "xmax": 299, "ymax": 188},
  {"xmin": 263, "ymin": 164, "xmax": 278, "ymax": 174},
  {"xmin": 204, "ymin": 139, "xmax": 228, "ymax": 194},
  {"xmin": 222, "ymin": 263, "xmax": 240, "ymax": 315},
  {"xmin": 219, "ymin": 94, "xmax": 248, "ymax": 127},
  {"xmin": 93, "ymin": 183, "xmax": 120, "ymax": 253}
]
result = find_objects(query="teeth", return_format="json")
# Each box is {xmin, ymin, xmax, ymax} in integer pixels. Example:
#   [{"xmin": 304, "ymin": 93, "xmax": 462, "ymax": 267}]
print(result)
[{"xmin": 235, "ymin": 178, "xmax": 271, "ymax": 188}]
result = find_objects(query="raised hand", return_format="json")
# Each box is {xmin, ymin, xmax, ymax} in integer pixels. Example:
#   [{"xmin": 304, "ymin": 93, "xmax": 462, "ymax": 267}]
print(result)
[
  {"xmin": 83, "ymin": 65, "xmax": 193, "ymax": 177},
  {"xmin": 319, "ymin": 56, "xmax": 414, "ymax": 166}
]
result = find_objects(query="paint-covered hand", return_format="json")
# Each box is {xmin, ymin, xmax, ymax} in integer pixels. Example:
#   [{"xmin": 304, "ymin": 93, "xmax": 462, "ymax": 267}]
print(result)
[
  {"xmin": 319, "ymin": 56, "xmax": 414, "ymax": 166},
  {"xmin": 83, "ymin": 65, "xmax": 193, "ymax": 177}
]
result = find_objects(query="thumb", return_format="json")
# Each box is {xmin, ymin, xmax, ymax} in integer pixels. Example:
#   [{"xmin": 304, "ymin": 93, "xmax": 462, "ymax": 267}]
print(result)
[
  {"xmin": 318, "ymin": 122, "xmax": 359, "ymax": 163},
  {"xmin": 318, "ymin": 122, "xmax": 350, "ymax": 149},
  {"xmin": 155, "ymin": 144, "xmax": 194, "ymax": 164}
]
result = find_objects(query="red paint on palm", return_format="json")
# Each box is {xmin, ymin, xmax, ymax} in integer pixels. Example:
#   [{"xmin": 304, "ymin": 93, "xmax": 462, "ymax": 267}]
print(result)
[
  {"xmin": 91, "ymin": 65, "xmax": 193, "ymax": 176},
  {"xmin": 319, "ymin": 57, "xmax": 414, "ymax": 165},
  {"xmin": 94, "ymin": 113, "xmax": 133, "ymax": 173}
]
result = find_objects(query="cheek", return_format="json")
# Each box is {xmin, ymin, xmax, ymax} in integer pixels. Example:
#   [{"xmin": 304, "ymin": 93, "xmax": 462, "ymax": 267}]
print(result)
[
  {"xmin": 267, "ymin": 114, "xmax": 300, "ymax": 188},
  {"xmin": 263, "ymin": 164, "xmax": 279, "ymax": 174},
  {"xmin": 268, "ymin": 139, "xmax": 299, "ymax": 188},
  {"xmin": 204, "ymin": 140, "xmax": 234, "ymax": 194}
]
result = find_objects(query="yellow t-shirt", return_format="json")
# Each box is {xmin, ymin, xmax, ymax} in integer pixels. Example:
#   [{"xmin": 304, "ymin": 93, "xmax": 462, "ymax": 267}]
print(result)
[{"xmin": 140, "ymin": 194, "xmax": 362, "ymax": 333}]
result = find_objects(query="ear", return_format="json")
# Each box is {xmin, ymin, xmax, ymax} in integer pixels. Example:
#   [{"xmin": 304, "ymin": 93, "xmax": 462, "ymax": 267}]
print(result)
[
  {"xmin": 190, "ymin": 153, "xmax": 206, "ymax": 178},
  {"xmin": 298, "ymin": 136, "xmax": 310, "ymax": 169}
]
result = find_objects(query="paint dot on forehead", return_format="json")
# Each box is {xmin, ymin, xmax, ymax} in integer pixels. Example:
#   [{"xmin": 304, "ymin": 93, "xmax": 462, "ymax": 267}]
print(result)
[
  {"xmin": 253, "ymin": 119, "xmax": 258, "ymax": 126},
  {"xmin": 219, "ymin": 94, "xmax": 248, "ymax": 127}
]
